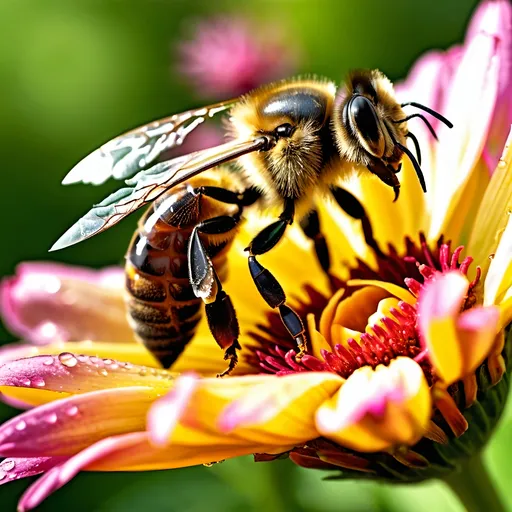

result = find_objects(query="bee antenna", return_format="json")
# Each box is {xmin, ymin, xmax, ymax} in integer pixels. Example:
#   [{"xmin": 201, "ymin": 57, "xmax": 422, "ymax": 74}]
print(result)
[
  {"xmin": 395, "ymin": 141, "xmax": 427, "ymax": 193},
  {"xmin": 400, "ymin": 102, "xmax": 454, "ymax": 129},
  {"xmin": 393, "ymin": 114, "xmax": 438, "ymax": 141},
  {"xmin": 405, "ymin": 132, "xmax": 421, "ymax": 166}
]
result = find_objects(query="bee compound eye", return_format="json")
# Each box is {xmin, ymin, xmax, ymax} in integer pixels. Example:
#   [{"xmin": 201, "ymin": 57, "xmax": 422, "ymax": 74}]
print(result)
[
  {"xmin": 348, "ymin": 95, "xmax": 381, "ymax": 145},
  {"xmin": 275, "ymin": 123, "xmax": 294, "ymax": 138}
]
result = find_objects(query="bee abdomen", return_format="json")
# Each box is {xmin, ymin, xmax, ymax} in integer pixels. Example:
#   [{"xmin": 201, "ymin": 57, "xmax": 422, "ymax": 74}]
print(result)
[{"xmin": 125, "ymin": 228, "xmax": 229, "ymax": 369}]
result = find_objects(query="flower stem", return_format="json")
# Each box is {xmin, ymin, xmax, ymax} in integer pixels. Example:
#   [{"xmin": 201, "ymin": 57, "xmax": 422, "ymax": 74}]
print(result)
[{"xmin": 444, "ymin": 454, "xmax": 507, "ymax": 512}]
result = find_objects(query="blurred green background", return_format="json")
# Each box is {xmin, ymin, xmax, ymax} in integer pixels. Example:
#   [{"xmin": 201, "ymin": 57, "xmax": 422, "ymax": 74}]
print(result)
[{"xmin": 2, "ymin": 0, "xmax": 511, "ymax": 511}]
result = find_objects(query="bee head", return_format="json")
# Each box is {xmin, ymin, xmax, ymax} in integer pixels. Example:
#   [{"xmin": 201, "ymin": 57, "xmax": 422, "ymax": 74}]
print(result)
[
  {"xmin": 229, "ymin": 79, "xmax": 335, "ymax": 198},
  {"xmin": 332, "ymin": 69, "xmax": 408, "ymax": 199}
]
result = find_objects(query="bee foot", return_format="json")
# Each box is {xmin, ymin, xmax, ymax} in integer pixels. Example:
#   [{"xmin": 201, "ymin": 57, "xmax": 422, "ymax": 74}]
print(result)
[{"xmin": 217, "ymin": 343, "xmax": 240, "ymax": 378}]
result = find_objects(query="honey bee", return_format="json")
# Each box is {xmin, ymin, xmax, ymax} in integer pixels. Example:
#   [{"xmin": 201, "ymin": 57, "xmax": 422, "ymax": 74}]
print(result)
[{"xmin": 51, "ymin": 69, "xmax": 452, "ymax": 373}]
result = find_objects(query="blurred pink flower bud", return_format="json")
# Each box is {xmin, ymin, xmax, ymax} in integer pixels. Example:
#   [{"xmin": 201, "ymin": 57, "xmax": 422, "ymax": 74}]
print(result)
[{"xmin": 177, "ymin": 16, "xmax": 298, "ymax": 98}]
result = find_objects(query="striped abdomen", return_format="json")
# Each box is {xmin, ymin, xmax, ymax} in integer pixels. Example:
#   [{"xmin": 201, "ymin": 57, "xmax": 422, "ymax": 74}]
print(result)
[{"xmin": 125, "ymin": 179, "xmax": 238, "ymax": 368}]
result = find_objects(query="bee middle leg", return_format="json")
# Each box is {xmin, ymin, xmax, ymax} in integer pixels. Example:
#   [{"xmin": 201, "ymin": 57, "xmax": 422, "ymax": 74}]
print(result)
[{"xmin": 245, "ymin": 199, "xmax": 307, "ymax": 360}]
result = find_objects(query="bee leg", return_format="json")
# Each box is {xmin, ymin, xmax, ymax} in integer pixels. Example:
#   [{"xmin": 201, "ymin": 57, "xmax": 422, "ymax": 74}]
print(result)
[
  {"xmin": 246, "ymin": 199, "xmax": 307, "ymax": 360},
  {"xmin": 188, "ymin": 213, "xmax": 242, "ymax": 376},
  {"xmin": 330, "ymin": 186, "xmax": 385, "ymax": 258},
  {"xmin": 299, "ymin": 209, "xmax": 331, "ymax": 273}
]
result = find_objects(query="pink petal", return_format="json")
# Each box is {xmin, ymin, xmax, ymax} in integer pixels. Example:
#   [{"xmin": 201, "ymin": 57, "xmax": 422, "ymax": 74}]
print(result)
[
  {"xmin": 0, "ymin": 263, "xmax": 134, "ymax": 344},
  {"xmin": 0, "ymin": 353, "xmax": 174, "ymax": 395},
  {"xmin": 429, "ymin": 28, "xmax": 500, "ymax": 239},
  {"xmin": 457, "ymin": 306, "xmax": 500, "ymax": 372},
  {"xmin": 0, "ymin": 386, "xmax": 156, "ymax": 457},
  {"xmin": 147, "ymin": 373, "xmax": 199, "ymax": 446},
  {"xmin": 18, "ymin": 432, "xmax": 146, "ymax": 512},
  {"xmin": 417, "ymin": 271, "xmax": 469, "ymax": 326},
  {"xmin": 467, "ymin": 0, "xmax": 512, "ymax": 171},
  {"xmin": 417, "ymin": 272, "xmax": 469, "ymax": 384},
  {"xmin": 0, "ymin": 456, "xmax": 68, "ymax": 485}
]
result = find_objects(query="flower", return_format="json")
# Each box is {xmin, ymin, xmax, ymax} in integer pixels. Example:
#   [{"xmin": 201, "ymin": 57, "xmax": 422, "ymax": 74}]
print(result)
[
  {"xmin": 177, "ymin": 16, "xmax": 297, "ymax": 98},
  {"xmin": 1, "ymin": 1, "xmax": 512, "ymax": 510}
]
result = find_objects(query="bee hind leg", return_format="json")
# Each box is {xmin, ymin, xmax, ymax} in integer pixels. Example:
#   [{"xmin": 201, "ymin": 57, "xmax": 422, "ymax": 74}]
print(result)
[
  {"xmin": 188, "ymin": 213, "xmax": 242, "ymax": 377},
  {"xmin": 246, "ymin": 199, "xmax": 307, "ymax": 360}
]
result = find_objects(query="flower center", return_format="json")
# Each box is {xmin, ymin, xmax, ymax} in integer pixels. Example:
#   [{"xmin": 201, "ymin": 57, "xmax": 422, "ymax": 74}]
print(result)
[{"xmin": 247, "ymin": 234, "xmax": 481, "ymax": 383}]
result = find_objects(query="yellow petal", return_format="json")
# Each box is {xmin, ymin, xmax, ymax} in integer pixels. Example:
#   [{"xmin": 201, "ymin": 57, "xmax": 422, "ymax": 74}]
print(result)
[
  {"xmin": 148, "ymin": 372, "xmax": 343, "ymax": 449},
  {"xmin": 468, "ymin": 127, "xmax": 512, "ymax": 278},
  {"xmin": 347, "ymin": 279, "xmax": 416, "ymax": 304},
  {"xmin": 315, "ymin": 358, "xmax": 431, "ymax": 452},
  {"xmin": 484, "ymin": 212, "xmax": 512, "ymax": 307}
]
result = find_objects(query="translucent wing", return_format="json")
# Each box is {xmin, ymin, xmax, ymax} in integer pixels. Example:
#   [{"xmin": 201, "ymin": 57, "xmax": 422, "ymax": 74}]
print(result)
[
  {"xmin": 50, "ymin": 137, "xmax": 268, "ymax": 251},
  {"xmin": 62, "ymin": 100, "xmax": 236, "ymax": 186}
]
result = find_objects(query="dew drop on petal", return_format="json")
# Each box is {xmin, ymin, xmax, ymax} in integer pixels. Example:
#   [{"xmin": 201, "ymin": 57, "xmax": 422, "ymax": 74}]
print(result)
[
  {"xmin": 124, "ymin": 363, "xmax": 133, "ymax": 370},
  {"xmin": 66, "ymin": 406, "xmax": 79, "ymax": 417},
  {"xmin": 0, "ymin": 459, "xmax": 15, "ymax": 471},
  {"xmin": 99, "ymin": 369, "xmax": 108, "ymax": 377},
  {"xmin": 90, "ymin": 357, "xmax": 102, "ymax": 367},
  {"xmin": 139, "ymin": 368, "xmax": 148, "ymax": 377},
  {"xmin": 33, "ymin": 377, "xmax": 46, "ymax": 387},
  {"xmin": 45, "ymin": 413, "xmax": 58, "ymax": 424},
  {"xmin": 22, "ymin": 379, "xmax": 31, "ymax": 387},
  {"xmin": 59, "ymin": 352, "xmax": 78, "ymax": 368},
  {"xmin": 15, "ymin": 421, "xmax": 26, "ymax": 431},
  {"xmin": 109, "ymin": 362, "xmax": 119, "ymax": 370},
  {"xmin": 77, "ymin": 355, "xmax": 88, "ymax": 363},
  {"xmin": 0, "ymin": 471, "xmax": 6, "ymax": 481},
  {"xmin": 42, "ymin": 356, "xmax": 54, "ymax": 366},
  {"xmin": 103, "ymin": 359, "xmax": 112, "ymax": 365}
]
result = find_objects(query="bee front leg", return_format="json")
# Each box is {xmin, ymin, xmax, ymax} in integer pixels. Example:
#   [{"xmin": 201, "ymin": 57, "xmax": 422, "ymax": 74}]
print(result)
[
  {"xmin": 299, "ymin": 208, "xmax": 331, "ymax": 274},
  {"xmin": 245, "ymin": 199, "xmax": 307, "ymax": 360},
  {"xmin": 188, "ymin": 213, "xmax": 242, "ymax": 377},
  {"xmin": 330, "ymin": 186, "xmax": 384, "ymax": 258}
]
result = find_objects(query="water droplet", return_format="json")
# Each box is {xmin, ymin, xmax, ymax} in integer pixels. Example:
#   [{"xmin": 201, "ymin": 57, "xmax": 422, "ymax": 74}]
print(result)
[
  {"xmin": 8, "ymin": 472, "xmax": 16, "ymax": 479},
  {"xmin": 42, "ymin": 356, "xmax": 54, "ymax": 366},
  {"xmin": 0, "ymin": 471, "xmax": 6, "ymax": 481},
  {"xmin": 0, "ymin": 460, "xmax": 15, "ymax": 471},
  {"xmin": 45, "ymin": 413, "xmax": 58, "ymax": 424},
  {"xmin": 109, "ymin": 362, "xmax": 119, "ymax": 370},
  {"xmin": 22, "ymin": 379, "xmax": 31, "ymax": 387},
  {"xmin": 59, "ymin": 352, "xmax": 78, "ymax": 368},
  {"xmin": 138, "ymin": 368, "xmax": 148, "ymax": 377},
  {"xmin": 489, "ymin": 253, "xmax": 495, "ymax": 260},
  {"xmin": 90, "ymin": 357, "xmax": 102, "ymax": 367},
  {"xmin": 15, "ymin": 420, "xmax": 26, "ymax": 431},
  {"xmin": 66, "ymin": 406, "xmax": 79, "ymax": 417},
  {"xmin": 77, "ymin": 355, "xmax": 88, "ymax": 363},
  {"xmin": 103, "ymin": 359, "xmax": 112, "ymax": 365},
  {"xmin": 99, "ymin": 369, "xmax": 108, "ymax": 377},
  {"xmin": 124, "ymin": 363, "xmax": 133, "ymax": 370},
  {"xmin": 33, "ymin": 377, "xmax": 46, "ymax": 387}
]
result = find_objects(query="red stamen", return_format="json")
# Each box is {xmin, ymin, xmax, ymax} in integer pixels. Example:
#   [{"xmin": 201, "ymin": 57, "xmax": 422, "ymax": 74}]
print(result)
[{"xmin": 249, "ymin": 238, "xmax": 482, "ymax": 384}]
